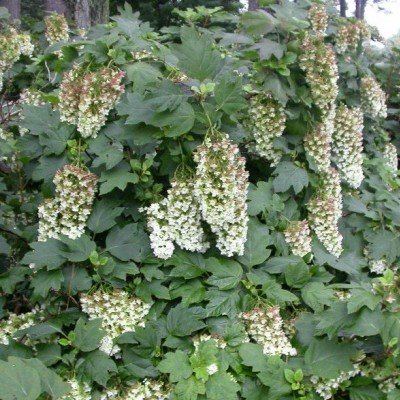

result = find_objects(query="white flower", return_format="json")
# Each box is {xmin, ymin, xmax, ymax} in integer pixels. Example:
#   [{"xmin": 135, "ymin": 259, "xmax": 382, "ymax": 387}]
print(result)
[
  {"xmin": 207, "ymin": 363, "xmax": 219, "ymax": 375},
  {"xmin": 360, "ymin": 76, "xmax": 387, "ymax": 119},
  {"xmin": 309, "ymin": 3, "xmax": 328, "ymax": 37},
  {"xmin": 241, "ymin": 306, "xmax": 297, "ymax": 357},
  {"xmin": 193, "ymin": 134, "xmax": 249, "ymax": 257},
  {"xmin": 333, "ymin": 105, "xmax": 364, "ymax": 188},
  {"xmin": 45, "ymin": 12, "xmax": 69, "ymax": 46},
  {"xmin": 383, "ymin": 142, "xmax": 398, "ymax": 176},
  {"xmin": 284, "ymin": 220, "xmax": 312, "ymax": 257}
]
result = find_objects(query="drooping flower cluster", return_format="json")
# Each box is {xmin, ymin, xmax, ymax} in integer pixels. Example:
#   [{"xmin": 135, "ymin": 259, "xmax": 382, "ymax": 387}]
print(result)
[
  {"xmin": 284, "ymin": 220, "xmax": 312, "ymax": 257},
  {"xmin": 20, "ymin": 88, "xmax": 46, "ymax": 106},
  {"xmin": 194, "ymin": 134, "xmax": 249, "ymax": 257},
  {"xmin": 300, "ymin": 33, "xmax": 339, "ymax": 120},
  {"xmin": 38, "ymin": 165, "xmax": 98, "ymax": 241},
  {"xmin": 244, "ymin": 93, "xmax": 286, "ymax": 166},
  {"xmin": 0, "ymin": 309, "xmax": 42, "ymax": 345},
  {"xmin": 310, "ymin": 366, "xmax": 360, "ymax": 400},
  {"xmin": 364, "ymin": 247, "xmax": 388, "ymax": 274},
  {"xmin": 333, "ymin": 105, "xmax": 364, "ymax": 188},
  {"xmin": 0, "ymin": 27, "xmax": 34, "ymax": 91},
  {"xmin": 80, "ymin": 291, "xmax": 151, "ymax": 356},
  {"xmin": 361, "ymin": 360, "xmax": 400, "ymax": 394},
  {"xmin": 241, "ymin": 306, "xmax": 297, "ymax": 357},
  {"xmin": 383, "ymin": 142, "xmax": 398, "ymax": 176},
  {"xmin": 336, "ymin": 21, "xmax": 370, "ymax": 53},
  {"xmin": 309, "ymin": 3, "xmax": 328, "ymax": 36},
  {"xmin": 360, "ymin": 76, "xmax": 387, "ymax": 118},
  {"xmin": 44, "ymin": 12, "xmax": 69, "ymax": 46},
  {"xmin": 167, "ymin": 179, "xmax": 210, "ymax": 253},
  {"xmin": 118, "ymin": 379, "xmax": 171, "ymax": 400},
  {"xmin": 304, "ymin": 123, "xmax": 332, "ymax": 173},
  {"xmin": 60, "ymin": 379, "xmax": 91, "ymax": 400},
  {"xmin": 141, "ymin": 177, "xmax": 209, "ymax": 260},
  {"xmin": 59, "ymin": 65, "xmax": 125, "ymax": 138},
  {"xmin": 308, "ymin": 168, "xmax": 343, "ymax": 257}
]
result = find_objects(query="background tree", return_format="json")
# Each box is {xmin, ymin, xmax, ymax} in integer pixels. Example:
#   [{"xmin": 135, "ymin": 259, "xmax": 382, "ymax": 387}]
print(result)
[{"xmin": 0, "ymin": 0, "xmax": 21, "ymax": 20}]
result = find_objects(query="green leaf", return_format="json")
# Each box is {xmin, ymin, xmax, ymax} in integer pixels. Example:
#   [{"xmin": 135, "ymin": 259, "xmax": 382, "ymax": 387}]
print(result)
[
  {"xmin": 39, "ymin": 124, "xmax": 73, "ymax": 156},
  {"xmin": 315, "ymin": 302, "xmax": 353, "ymax": 338},
  {"xmin": 174, "ymin": 376, "xmax": 206, "ymax": 400},
  {"xmin": 247, "ymin": 181, "xmax": 281, "ymax": 216},
  {"xmin": 365, "ymin": 229, "xmax": 400, "ymax": 263},
  {"xmin": 301, "ymin": 282, "xmax": 335, "ymax": 312},
  {"xmin": 60, "ymin": 234, "xmax": 96, "ymax": 262},
  {"xmin": 157, "ymin": 350, "xmax": 192, "ymax": 382},
  {"xmin": 77, "ymin": 350, "xmax": 117, "ymax": 386},
  {"xmin": 32, "ymin": 154, "xmax": 69, "ymax": 183},
  {"xmin": 20, "ymin": 104, "xmax": 60, "ymax": 135},
  {"xmin": 21, "ymin": 239, "xmax": 67, "ymax": 270},
  {"xmin": 251, "ymin": 38, "xmax": 286, "ymax": 60},
  {"xmin": 0, "ymin": 235, "xmax": 10, "ymax": 254},
  {"xmin": 214, "ymin": 74, "xmax": 247, "ymax": 114},
  {"xmin": 166, "ymin": 305, "xmax": 205, "ymax": 337},
  {"xmin": 106, "ymin": 223, "xmax": 151, "ymax": 262},
  {"xmin": 72, "ymin": 318, "xmax": 105, "ymax": 352},
  {"xmin": 238, "ymin": 343, "xmax": 269, "ymax": 372},
  {"xmin": 273, "ymin": 162, "xmax": 309, "ymax": 194},
  {"xmin": 87, "ymin": 199, "xmax": 124, "ymax": 234},
  {"xmin": 62, "ymin": 266, "xmax": 92, "ymax": 295},
  {"xmin": 284, "ymin": 261, "xmax": 311, "ymax": 288},
  {"xmin": 125, "ymin": 62, "xmax": 162, "ymax": 90},
  {"xmin": 238, "ymin": 218, "xmax": 271, "ymax": 267},
  {"xmin": 349, "ymin": 385, "xmax": 385, "ymax": 400},
  {"xmin": 190, "ymin": 340, "xmax": 218, "ymax": 381},
  {"xmin": 304, "ymin": 338, "xmax": 358, "ymax": 379},
  {"xmin": 206, "ymin": 288, "xmax": 241, "ymax": 318},
  {"xmin": 241, "ymin": 11, "xmax": 277, "ymax": 35},
  {"xmin": 30, "ymin": 269, "xmax": 63, "ymax": 298},
  {"xmin": 0, "ymin": 357, "xmax": 41, "ymax": 400},
  {"xmin": 348, "ymin": 308, "xmax": 384, "ymax": 337},
  {"xmin": 206, "ymin": 372, "xmax": 241, "ymax": 400},
  {"xmin": 205, "ymin": 258, "xmax": 243, "ymax": 290},
  {"xmin": 116, "ymin": 92, "xmax": 157, "ymax": 124},
  {"xmin": 173, "ymin": 26, "xmax": 223, "ymax": 81},
  {"xmin": 347, "ymin": 287, "xmax": 381, "ymax": 314},
  {"xmin": 147, "ymin": 79, "xmax": 189, "ymax": 112},
  {"xmin": 99, "ymin": 163, "xmax": 139, "ymax": 195}
]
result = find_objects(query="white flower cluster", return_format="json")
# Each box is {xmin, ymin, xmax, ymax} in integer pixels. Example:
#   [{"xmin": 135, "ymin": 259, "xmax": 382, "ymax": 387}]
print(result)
[
  {"xmin": 192, "ymin": 333, "xmax": 227, "ymax": 350},
  {"xmin": 360, "ymin": 360, "xmax": 400, "ymax": 394},
  {"xmin": 308, "ymin": 168, "xmax": 343, "ymax": 257},
  {"xmin": 335, "ymin": 290, "xmax": 352, "ymax": 301},
  {"xmin": 131, "ymin": 49, "xmax": 156, "ymax": 61},
  {"xmin": 336, "ymin": 21, "xmax": 370, "ymax": 54},
  {"xmin": 59, "ymin": 65, "xmax": 125, "ymax": 138},
  {"xmin": 0, "ymin": 27, "xmax": 34, "ymax": 91},
  {"xmin": 364, "ymin": 247, "xmax": 388, "ymax": 274},
  {"xmin": 45, "ymin": 12, "xmax": 69, "ymax": 46},
  {"xmin": 119, "ymin": 379, "xmax": 171, "ymax": 400},
  {"xmin": 383, "ymin": 142, "xmax": 398, "ymax": 176},
  {"xmin": 167, "ymin": 179, "xmax": 210, "ymax": 253},
  {"xmin": 80, "ymin": 291, "xmax": 151, "ymax": 356},
  {"xmin": 0, "ymin": 309, "xmax": 42, "ymax": 345},
  {"xmin": 38, "ymin": 165, "xmax": 98, "ymax": 241},
  {"xmin": 241, "ymin": 306, "xmax": 297, "ymax": 357},
  {"xmin": 60, "ymin": 379, "xmax": 91, "ymax": 400},
  {"xmin": 333, "ymin": 105, "xmax": 364, "ymax": 188},
  {"xmin": 284, "ymin": 220, "xmax": 312, "ymax": 257},
  {"xmin": 141, "ymin": 178, "xmax": 209, "ymax": 260},
  {"xmin": 360, "ymin": 76, "xmax": 387, "ymax": 119},
  {"xmin": 310, "ymin": 367, "xmax": 360, "ymax": 400},
  {"xmin": 245, "ymin": 93, "xmax": 286, "ymax": 166},
  {"xmin": 300, "ymin": 33, "xmax": 339, "ymax": 120},
  {"xmin": 20, "ymin": 88, "xmax": 46, "ymax": 106},
  {"xmin": 304, "ymin": 122, "xmax": 332, "ymax": 173},
  {"xmin": 193, "ymin": 134, "xmax": 249, "ymax": 257},
  {"xmin": 309, "ymin": 3, "xmax": 328, "ymax": 36}
]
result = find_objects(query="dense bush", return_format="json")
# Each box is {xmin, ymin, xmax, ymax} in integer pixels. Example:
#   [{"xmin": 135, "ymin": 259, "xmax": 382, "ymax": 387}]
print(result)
[{"xmin": 0, "ymin": 1, "xmax": 399, "ymax": 399}]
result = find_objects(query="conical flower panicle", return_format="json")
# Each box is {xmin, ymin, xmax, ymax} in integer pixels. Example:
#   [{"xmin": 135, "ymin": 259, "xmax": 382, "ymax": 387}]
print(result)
[
  {"xmin": 44, "ymin": 12, "xmax": 69, "ymax": 46},
  {"xmin": 336, "ymin": 21, "xmax": 370, "ymax": 54},
  {"xmin": 80, "ymin": 291, "xmax": 151, "ymax": 356},
  {"xmin": 360, "ymin": 76, "xmax": 387, "ymax": 119},
  {"xmin": 299, "ymin": 33, "xmax": 339, "ymax": 119},
  {"xmin": 309, "ymin": 3, "xmax": 328, "ymax": 37},
  {"xmin": 59, "ymin": 66, "xmax": 125, "ymax": 138},
  {"xmin": 193, "ymin": 134, "xmax": 249, "ymax": 257},
  {"xmin": 304, "ymin": 122, "xmax": 332, "ymax": 173},
  {"xmin": 140, "ymin": 198, "xmax": 175, "ymax": 260},
  {"xmin": 284, "ymin": 220, "xmax": 312, "ymax": 257},
  {"xmin": 38, "ymin": 165, "xmax": 98, "ymax": 241},
  {"xmin": 245, "ymin": 93, "xmax": 286, "ymax": 166},
  {"xmin": 166, "ymin": 179, "xmax": 209, "ymax": 253},
  {"xmin": 307, "ymin": 168, "xmax": 343, "ymax": 257},
  {"xmin": 333, "ymin": 105, "xmax": 364, "ymax": 188},
  {"xmin": 241, "ymin": 306, "xmax": 297, "ymax": 357},
  {"xmin": 383, "ymin": 142, "xmax": 398, "ymax": 176}
]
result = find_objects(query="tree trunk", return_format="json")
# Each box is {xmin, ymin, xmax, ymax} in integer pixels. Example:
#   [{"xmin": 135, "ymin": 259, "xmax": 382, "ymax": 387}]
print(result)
[
  {"xmin": 74, "ymin": 0, "xmax": 109, "ymax": 29},
  {"xmin": 248, "ymin": 0, "xmax": 259, "ymax": 11},
  {"xmin": 355, "ymin": 0, "xmax": 367, "ymax": 19},
  {"xmin": 0, "ymin": 0, "xmax": 21, "ymax": 20},
  {"xmin": 45, "ymin": 0, "xmax": 71, "ymax": 17},
  {"xmin": 339, "ymin": 0, "xmax": 347, "ymax": 17}
]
